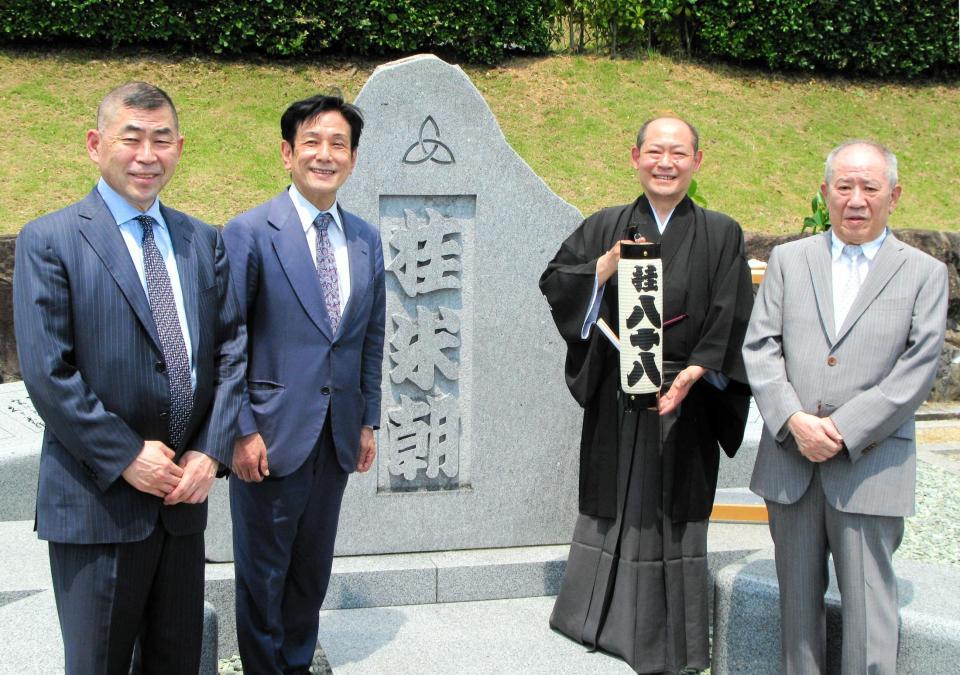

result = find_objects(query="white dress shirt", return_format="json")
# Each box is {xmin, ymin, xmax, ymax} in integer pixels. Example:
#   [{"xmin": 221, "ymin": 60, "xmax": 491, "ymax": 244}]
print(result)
[
  {"xmin": 288, "ymin": 185, "xmax": 351, "ymax": 311},
  {"xmin": 97, "ymin": 178, "xmax": 195, "ymax": 387}
]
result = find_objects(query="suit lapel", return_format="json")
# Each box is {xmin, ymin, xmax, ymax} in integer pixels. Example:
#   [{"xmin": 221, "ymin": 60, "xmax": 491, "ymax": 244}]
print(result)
[
  {"xmin": 162, "ymin": 205, "xmax": 199, "ymax": 364},
  {"xmin": 77, "ymin": 190, "xmax": 162, "ymax": 351},
  {"xmin": 806, "ymin": 232, "xmax": 837, "ymax": 345},
  {"xmin": 338, "ymin": 206, "xmax": 369, "ymax": 333},
  {"xmin": 835, "ymin": 233, "xmax": 906, "ymax": 343},
  {"xmin": 269, "ymin": 194, "xmax": 334, "ymax": 340}
]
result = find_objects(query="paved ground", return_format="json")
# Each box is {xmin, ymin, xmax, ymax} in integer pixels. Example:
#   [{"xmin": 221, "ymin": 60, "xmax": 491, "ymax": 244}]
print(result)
[{"xmin": 5, "ymin": 407, "xmax": 958, "ymax": 674}]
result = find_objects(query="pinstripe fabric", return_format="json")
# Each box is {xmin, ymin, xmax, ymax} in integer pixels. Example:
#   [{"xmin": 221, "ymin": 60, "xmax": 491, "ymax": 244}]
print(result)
[
  {"xmin": 744, "ymin": 232, "xmax": 947, "ymax": 517},
  {"xmin": 743, "ymin": 231, "xmax": 946, "ymax": 673},
  {"xmin": 49, "ymin": 529, "xmax": 205, "ymax": 674},
  {"xmin": 14, "ymin": 187, "xmax": 247, "ymax": 543}
]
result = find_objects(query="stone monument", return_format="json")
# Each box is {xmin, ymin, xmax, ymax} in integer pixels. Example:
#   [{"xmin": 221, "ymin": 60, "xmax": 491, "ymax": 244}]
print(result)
[
  {"xmin": 206, "ymin": 54, "xmax": 585, "ymax": 559},
  {"xmin": 333, "ymin": 54, "xmax": 586, "ymax": 554}
]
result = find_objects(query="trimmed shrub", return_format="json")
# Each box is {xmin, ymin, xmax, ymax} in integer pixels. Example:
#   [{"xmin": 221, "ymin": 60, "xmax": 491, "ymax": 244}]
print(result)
[
  {"xmin": 695, "ymin": 0, "xmax": 959, "ymax": 77},
  {"xmin": 0, "ymin": 0, "xmax": 553, "ymax": 64}
]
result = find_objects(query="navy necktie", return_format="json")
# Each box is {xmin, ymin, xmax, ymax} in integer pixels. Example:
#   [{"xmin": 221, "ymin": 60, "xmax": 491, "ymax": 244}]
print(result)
[
  {"xmin": 137, "ymin": 215, "xmax": 193, "ymax": 448},
  {"xmin": 314, "ymin": 212, "xmax": 342, "ymax": 332}
]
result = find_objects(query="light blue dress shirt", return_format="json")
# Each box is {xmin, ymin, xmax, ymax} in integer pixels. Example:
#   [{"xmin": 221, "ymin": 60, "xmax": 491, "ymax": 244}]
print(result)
[{"xmin": 96, "ymin": 178, "xmax": 195, "ymax": 387}]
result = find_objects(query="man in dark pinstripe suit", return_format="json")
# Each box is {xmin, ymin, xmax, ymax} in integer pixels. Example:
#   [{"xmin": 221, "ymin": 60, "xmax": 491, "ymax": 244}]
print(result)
[{"xmin": 13, "ymin": 82, "xmax": 246, "ymax": 674}]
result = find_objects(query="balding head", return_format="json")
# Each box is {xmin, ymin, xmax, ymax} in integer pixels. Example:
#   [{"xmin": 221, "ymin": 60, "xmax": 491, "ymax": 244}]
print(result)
[{"xmin": 97, "ymin": 82, "xmax": 179, "ymax": 133}]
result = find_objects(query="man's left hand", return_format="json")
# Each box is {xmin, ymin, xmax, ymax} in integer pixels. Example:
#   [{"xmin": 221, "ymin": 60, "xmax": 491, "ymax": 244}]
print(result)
[
  {"xmin": 356, "ymin": 427, "xmax": 376, "ymax": 473},
  {"xmin": 164, "ymin": 451, "xmax": 219, "ymax": 505},
  {"xmin": 658, "ymin": 365, "xmax": 705, "ymax": 416}
]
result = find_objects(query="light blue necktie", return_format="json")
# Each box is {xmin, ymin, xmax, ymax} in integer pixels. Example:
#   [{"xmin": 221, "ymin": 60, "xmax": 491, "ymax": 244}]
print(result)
[{"xmin": 836, "ymin": 243, "xmax": 864, "ymax": 328}]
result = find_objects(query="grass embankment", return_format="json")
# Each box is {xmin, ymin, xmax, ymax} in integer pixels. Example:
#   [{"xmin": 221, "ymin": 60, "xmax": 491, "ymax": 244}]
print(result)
[{"xmin": 1, "ymin": 50, "xmax": 957, "ymax": 235}]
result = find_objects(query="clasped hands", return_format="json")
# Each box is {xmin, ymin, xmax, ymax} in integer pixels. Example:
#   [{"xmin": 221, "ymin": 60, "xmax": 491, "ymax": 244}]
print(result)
[
  {"xmin": 787, "ymin": 411, "xmax": 844, "ymax": 462},
  {"xmin": 122, "ymin": 441, "xmax": 218, "ymax": 505}
]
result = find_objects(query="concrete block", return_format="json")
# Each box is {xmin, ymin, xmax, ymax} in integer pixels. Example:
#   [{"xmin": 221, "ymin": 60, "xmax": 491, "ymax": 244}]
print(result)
[
  {"xmin": 711, "ymin": 550, "xmax": 960, "ymax": 674},
  {"xmin": 0, "ymin": 381, "xmax": 43, "ymax": 522},
  {"xmin": 200, "ymin": 601, "xmax": 218, "ymax": 675},
  {"xmin": 434, "ymin": 546, "xmax": 567, "ymax": 603},
  {"xmin": 324, "ymin": 553, "xmax": 439, "ymax": 610}
]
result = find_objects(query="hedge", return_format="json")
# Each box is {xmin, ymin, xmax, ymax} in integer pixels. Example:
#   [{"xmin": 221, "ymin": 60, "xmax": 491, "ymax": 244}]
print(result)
[
  {"xmin": 695, "ymin": 0, "xmax": 959, "ymax": 77},
  {"xmin": 0, "ymin": 0, "xmax": 553, "ymax": 64}
]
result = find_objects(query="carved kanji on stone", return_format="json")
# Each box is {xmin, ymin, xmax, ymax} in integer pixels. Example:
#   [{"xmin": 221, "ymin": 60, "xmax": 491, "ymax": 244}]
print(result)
[
  {"xmin": 389, "ymin": 306, "xmax": 460, "ymax": 390},
  {"xmin": 387, "ymin": 208, "xmax": 462, "ymax": 297},
  {"xmin": 385, "ymin": 393, "xmax": 460, "ymax": 481}
]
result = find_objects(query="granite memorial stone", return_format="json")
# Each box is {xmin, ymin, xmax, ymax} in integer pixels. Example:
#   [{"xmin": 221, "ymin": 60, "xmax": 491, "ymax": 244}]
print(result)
[{"xmin": 206, "ymin": 54, "xmax": 585, "ymax": 560}]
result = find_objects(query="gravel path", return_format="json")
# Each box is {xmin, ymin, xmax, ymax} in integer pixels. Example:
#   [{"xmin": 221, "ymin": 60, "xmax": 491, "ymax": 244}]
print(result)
[{"xmin": 898, "ymin": 457, "xmax": 960, "ymax": 566}]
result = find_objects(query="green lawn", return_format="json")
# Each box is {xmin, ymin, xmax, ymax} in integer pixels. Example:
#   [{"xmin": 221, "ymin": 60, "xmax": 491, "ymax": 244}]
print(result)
[{"xmin": 2, "ymin": 50, "xmax": 958, "ymax": 235}]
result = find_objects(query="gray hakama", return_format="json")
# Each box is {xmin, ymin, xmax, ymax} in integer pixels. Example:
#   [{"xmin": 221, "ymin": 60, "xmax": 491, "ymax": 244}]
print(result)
[{"xmin": 550, "ymin": 368, "xmax": 709, "ymax": 674}]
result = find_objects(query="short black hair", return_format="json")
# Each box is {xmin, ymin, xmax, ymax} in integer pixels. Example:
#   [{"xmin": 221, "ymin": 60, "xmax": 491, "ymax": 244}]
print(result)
[
  {"xmin": 98, "ymin": 82, "xmax": 179, "ymax": 131},
  {"xmin": 280, "ymin": 92, "xmax": 364, "ymax": 150},
  {"xmin": 635, "ymin": 116, "xmax": 699, "ymax": 153}
]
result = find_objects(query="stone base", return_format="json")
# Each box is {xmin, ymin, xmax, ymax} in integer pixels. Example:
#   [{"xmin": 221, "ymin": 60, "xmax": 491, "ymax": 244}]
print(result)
[{"xmin": 711, "ymin": 550, "xmax": 960, "ymax": 674}]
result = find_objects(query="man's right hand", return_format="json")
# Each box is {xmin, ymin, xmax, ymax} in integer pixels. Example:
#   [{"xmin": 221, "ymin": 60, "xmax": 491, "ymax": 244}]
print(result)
[
  {"xmin": 596, "ymin": 237, "xmax": 647, "ymax": 286},
  {"xmin": 122, "ymin": 440, "xmax": 184, "ymax": 497},
  {"xmin": 787, "ymin": 411, "xmax": 844, "ymax": 462},
  {"xmin": 232, "ymin": 432, "xmax": 269, "ymax": 482}
]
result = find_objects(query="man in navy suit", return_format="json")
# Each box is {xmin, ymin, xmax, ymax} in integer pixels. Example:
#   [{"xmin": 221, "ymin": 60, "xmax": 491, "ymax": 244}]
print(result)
[
  {"xmin": 14, "ymin": 82, "xmax": 246, "ymax": 673},
  {"xmin": 223, "ymin": 93, "xmax": 385, "ymax": 673}
]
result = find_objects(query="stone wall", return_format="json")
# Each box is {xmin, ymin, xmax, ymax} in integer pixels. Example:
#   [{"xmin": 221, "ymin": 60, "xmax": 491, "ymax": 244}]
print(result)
[
  {"xmin": 0, "ymin": 236, "xmax": 17, "ymax": 383},
  {"xmin": 2, "ymin": 225, "xmax": 958, "ymax": 399}
]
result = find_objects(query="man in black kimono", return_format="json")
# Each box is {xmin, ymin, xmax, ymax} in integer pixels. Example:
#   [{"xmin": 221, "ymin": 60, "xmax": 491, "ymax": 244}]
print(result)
[{"xmin": 540, "ymin": 117, "xmax": 753, "ymax": 673}]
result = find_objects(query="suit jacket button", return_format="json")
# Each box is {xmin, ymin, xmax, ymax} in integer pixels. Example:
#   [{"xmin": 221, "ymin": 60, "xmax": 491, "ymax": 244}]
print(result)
[
  {"xmin": 321, "ymin": 386, "xmax": 331, "ymax": 395},
  {"xmin": 159, "ymin": 411, "xmax": 169, "ymax": 419},
  {"xmin": 827, "ymin": 356, "xmax": 838, "ymax": 366},
  {"xmin": 155, "ymin": 361, "xmax": 166, "ymax": 373}
]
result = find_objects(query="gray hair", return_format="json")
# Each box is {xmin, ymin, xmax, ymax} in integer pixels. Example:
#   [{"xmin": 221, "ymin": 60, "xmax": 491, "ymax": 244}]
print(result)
[
  {"xmin": 824, "ymin": 140, "xmax": 898, "ymax": 188},
  {"xmin": 97, "ymin": 82, "xmax": 179, "ymax": 132}
]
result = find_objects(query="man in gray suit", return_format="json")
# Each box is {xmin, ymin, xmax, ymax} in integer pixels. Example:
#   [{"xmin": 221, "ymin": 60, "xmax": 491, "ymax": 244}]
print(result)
[
  {"xmin": 743, "ymin": 140, "xmax": 947, "ymax": 673},
  {"xmin": 14, "ymin": 82, "xmax": 245, "ymax": 673}
]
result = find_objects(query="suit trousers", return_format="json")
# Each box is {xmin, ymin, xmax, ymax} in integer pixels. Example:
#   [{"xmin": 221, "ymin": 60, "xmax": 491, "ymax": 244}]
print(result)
[
  {"xmin": 231, "ymin": 417, "xmax": 349, "ymax": 675},
  {"xmin": 766, "ymin": 466, "xmax": 904, "ymax": 675},
  {"xmin": 48, "ymin": 523, "xmax": 204, "ymax": 675}
]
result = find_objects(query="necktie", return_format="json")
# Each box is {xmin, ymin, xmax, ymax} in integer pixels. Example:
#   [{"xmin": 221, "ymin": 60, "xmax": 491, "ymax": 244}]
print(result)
[
  {"xmin": 314, "ymin": 212, "xmax": 342, "ymax": 332},
  {"xmin": 137, "ymin": 215, "xmax": 193, "ymax": 448},
  {"xmin": 836, "ymin": 243, "xmax": 864, "ymax": 328}
]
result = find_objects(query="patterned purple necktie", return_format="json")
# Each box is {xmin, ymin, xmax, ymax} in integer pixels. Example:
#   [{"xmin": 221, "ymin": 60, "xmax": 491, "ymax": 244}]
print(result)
[
  {"xmin": 137, "ymin": 215, "xmax": 193, "ymax": 448},
  {"xmin": 314, "ymin": 212, "xmax": 342, "ymax": 332}
]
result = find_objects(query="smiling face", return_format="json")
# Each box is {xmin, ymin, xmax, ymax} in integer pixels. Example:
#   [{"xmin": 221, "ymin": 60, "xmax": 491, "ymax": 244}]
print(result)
[
  {"xmin": 281, "ymin": 109, "xmax": 358, "ymax": 211},
  {"xmin": 821, "ymin": 144, "xmax": 901, "ymax": 245},
  {"xmin": 631, "ymin": 117, "xmax": 702, "ymax": 208},
  {"xmin": 86, "ymin": 104, "xmax": 183, "ymax": 212}
]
